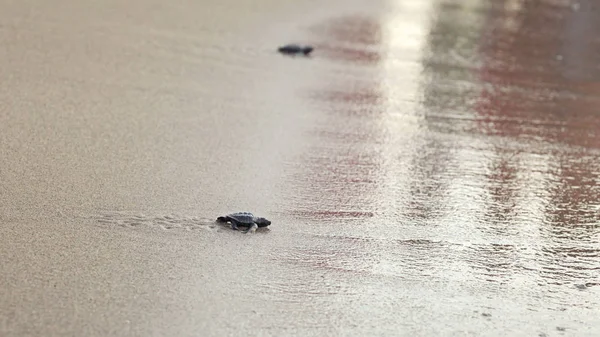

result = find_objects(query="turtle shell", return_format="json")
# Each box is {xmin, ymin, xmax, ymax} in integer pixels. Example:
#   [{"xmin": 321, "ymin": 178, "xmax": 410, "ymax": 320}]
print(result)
[{"xmin": 227, "ymin": 212, "xmax": 256, "ymax": 225}]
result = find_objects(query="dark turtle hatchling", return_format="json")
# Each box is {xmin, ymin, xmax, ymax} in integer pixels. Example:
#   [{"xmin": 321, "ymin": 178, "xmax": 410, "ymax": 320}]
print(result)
[
  {"xmin": 277, "ymin": 44, "xmax": 314, "ymax": 56},
  {"xmin": 216, "ymin": 212, "xmax": 271, "ymax": 234}
]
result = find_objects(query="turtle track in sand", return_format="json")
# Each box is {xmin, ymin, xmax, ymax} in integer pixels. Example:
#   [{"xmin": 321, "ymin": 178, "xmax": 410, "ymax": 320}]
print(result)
[{"xmin": 90, "ymin": 212, "xmax": 218, "ymax": 231}]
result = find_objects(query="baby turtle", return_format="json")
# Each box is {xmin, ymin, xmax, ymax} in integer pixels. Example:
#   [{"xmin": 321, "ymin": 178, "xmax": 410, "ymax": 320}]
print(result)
[
  {"xmin": 277, "ymin": 44, "xmax": 314, "ymax": 56},
  {"xmin": 216, "ymin": 212, "xmax": 271, "ymax": 234}
]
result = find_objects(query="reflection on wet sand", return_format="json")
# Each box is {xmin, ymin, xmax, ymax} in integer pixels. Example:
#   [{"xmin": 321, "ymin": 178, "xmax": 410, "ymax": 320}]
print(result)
[
  {"xmin": 281, "ymin": 1, "xmax": 599, "ymax": 332},
  {"xmin": 475, "ymin": 0, "xmax": 600, "ymax": 287},
  {"xmin": 310, "ymin": 15, "xmax": 383, "ymax": 64},
  {"xmin": 287, "ymin": 14, "xmax": 386, "ymax": 225}
]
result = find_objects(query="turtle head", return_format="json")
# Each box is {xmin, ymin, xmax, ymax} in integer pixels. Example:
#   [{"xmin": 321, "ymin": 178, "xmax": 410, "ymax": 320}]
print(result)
[
  {"xmin": 254, "ymin": 217, "xmax": 272, "ymax": 227},
  {"xmin": 302, "ymin": 46, "xmax": 314, "ymax": 55}
]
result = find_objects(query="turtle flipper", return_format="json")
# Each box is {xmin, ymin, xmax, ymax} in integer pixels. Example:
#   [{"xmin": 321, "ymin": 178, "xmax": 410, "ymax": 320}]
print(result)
[
  {"xmin": 243, "ymin": 223, "xmax": 258, "ymax": 234},
  {"xmin": 230, "ymin": 221, "xmax": 239, "ymax": 230}
]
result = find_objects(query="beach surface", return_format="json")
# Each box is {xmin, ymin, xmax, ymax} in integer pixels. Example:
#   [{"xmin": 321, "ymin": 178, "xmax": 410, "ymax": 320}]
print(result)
[{"xmin": 1, "ymin": 0, "xmax": 599, "ymax": 336}]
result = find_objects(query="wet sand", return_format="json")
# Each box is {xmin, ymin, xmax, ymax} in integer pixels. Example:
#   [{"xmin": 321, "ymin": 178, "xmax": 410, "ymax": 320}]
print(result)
[{"xmin": 1, "ymin": 0, "xmax": 600, "ymax": 336}]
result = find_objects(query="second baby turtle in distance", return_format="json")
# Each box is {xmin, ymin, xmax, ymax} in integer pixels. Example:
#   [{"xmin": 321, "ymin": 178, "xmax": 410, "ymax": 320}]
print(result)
[
  {"xmin": 216, "ymin": 212, "xmax": 271, "ymax": 234},
  {"xmin": 277, "ymin": 44, "xmax": 314, "ymax": 56}
]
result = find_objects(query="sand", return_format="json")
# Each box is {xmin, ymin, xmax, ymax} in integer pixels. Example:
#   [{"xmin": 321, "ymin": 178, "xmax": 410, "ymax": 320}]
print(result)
[{"xmin": 1, "ymin": 0, "xmax": 599, "ymax": 336}]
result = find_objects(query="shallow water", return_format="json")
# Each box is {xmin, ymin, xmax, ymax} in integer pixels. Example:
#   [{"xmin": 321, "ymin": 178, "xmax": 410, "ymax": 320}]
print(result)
[{"xmin": 1, "ymin": 0, "xmax": 599, "ymax": 336}]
